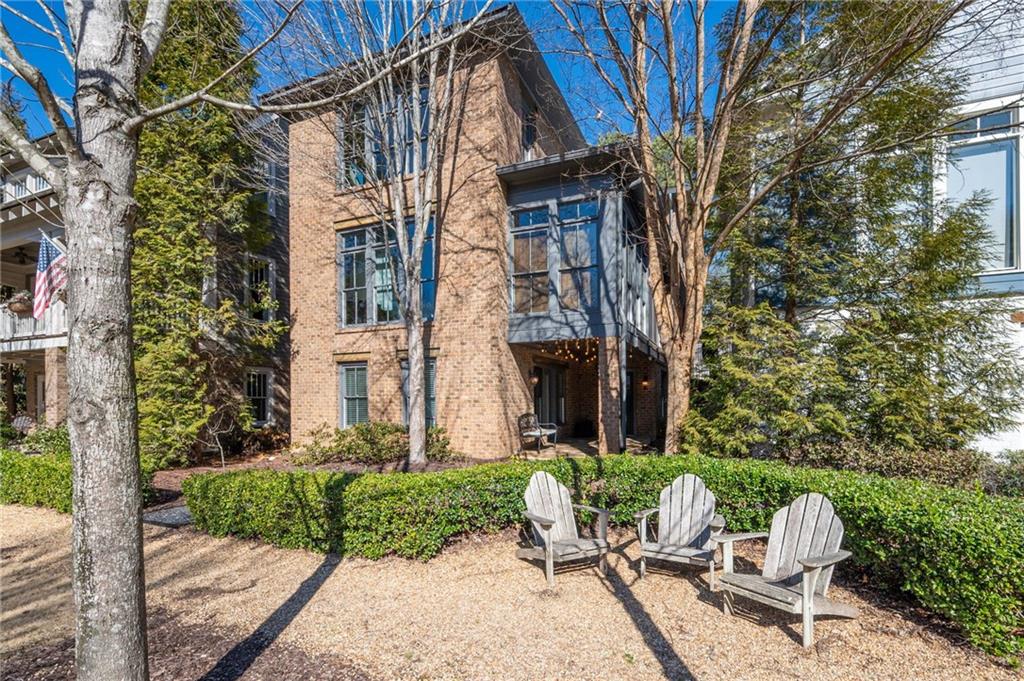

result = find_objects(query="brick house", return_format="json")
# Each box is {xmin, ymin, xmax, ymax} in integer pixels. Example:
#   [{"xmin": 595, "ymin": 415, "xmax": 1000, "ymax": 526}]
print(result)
[{"xmin": 279, "ymin": 5, "xmax": 666, "ymax": 458}]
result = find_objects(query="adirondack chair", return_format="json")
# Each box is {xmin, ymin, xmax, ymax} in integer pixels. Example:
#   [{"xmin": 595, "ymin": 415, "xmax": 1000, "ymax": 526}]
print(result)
[
  {"xmin": 715, "ymin": 493, "xmax": 859, "ymax": 648},
  {"xmin": 517, "ymin": 413, "xmax": 557, "ymax": 454},
  {"xmin": 634, "ymin": 474, "xmax": 726, "ymax": 587},
  {"xmin": 515, "ymin": 471, "xmax": 609, "ymax": 586}
]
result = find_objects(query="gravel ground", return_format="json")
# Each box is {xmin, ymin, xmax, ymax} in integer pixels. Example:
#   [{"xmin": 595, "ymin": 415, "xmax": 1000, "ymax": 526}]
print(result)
[{"xmin": 2, "ymin": 504, "xmax": 1018, "ymax": 681}]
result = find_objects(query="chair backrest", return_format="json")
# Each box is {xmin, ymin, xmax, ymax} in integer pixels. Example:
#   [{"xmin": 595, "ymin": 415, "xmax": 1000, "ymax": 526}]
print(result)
[
  {"xmin": 523, "ymin": 471, "xmax": 578, "ymax": 545},
  {"xmin": 658, "ymin": 474, "xmax": 716, "ymax": 550},
  {"xmin": 762, "ymin": 493, "xmax": 844, "ymax": 595},
  {"xmin": 11, "ymin": 414, "xmax": 34, "ymax": 435},
  {"xmin": 518, "ymin": 413, "xmax": 539, "ymax": 435}
]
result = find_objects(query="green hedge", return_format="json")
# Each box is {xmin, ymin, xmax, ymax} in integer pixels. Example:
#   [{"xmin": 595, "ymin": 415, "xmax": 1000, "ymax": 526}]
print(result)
[
  {"xmin": 181, "ymin": 454, "xmax": 1024, "ymax": 662},
  {"xmin": 1, "ymin": 449, "xmax": 157, "ymax": 512}
]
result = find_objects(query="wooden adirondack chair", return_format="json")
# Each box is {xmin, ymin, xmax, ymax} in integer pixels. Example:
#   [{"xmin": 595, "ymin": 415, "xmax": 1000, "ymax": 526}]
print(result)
[
  {"xmin": 634, "ymin": 474, "xmax": 726, "ymax": 587},
  {"xmin": 715, "ymin": 493, "xmax": 859, "ymax": 648},
  {"xmin": 515, "ymin": 471, "xmax": 609, "ymax": 587}
]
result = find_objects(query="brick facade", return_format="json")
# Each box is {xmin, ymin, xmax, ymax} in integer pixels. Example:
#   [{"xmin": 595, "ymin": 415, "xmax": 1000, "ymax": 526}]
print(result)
[{"xmin": 287, "ymin": 41, "xmax": 663, "ymax": 458}]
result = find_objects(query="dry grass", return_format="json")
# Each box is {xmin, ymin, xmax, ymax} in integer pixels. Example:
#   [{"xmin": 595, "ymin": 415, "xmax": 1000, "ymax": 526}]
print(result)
[{"xmin": 1, "ymin": 504, "xmax": 1017, "ymax": 681}]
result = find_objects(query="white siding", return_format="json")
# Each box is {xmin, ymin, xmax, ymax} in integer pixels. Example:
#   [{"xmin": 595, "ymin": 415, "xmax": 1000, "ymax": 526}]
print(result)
[{"xmin": 946, "ymin": 9, "xmax": 1024, "ymax": 103}]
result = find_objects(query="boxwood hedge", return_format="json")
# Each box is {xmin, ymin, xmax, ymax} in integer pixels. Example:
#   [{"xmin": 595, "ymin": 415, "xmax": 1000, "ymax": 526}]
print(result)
[
  {"xmin": 1, "ymin": 448, "xmax": 157, "ymax": 512},
  {"xmin": 183, "ymin": 454, "xmax": 1023, "ymax": 662}
]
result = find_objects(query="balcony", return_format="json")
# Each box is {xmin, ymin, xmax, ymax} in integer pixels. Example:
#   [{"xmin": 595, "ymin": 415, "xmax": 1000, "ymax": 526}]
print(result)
[{"xmin": 0, "ymin": 299, "xmax": 67, "ymax": 352}]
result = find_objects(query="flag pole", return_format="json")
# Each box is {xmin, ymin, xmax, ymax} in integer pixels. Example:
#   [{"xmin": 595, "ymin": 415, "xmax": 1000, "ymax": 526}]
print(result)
[{"xmin": 38, "ymin": 228, "xmax": 68, "ymax": 255}]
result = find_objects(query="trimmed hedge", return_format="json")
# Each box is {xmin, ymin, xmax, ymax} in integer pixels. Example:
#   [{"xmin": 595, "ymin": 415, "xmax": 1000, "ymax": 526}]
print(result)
[
  {"xmin": 183, "ymin": 454, "xmax": 1024, "ymax": 662},
  {"xmin": 0, "ymin": 449, "xmax": 157, "ymax": 512}
]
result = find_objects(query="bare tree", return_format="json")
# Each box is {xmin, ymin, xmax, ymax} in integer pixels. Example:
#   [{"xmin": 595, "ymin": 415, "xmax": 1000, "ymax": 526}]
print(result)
[
  {"xmin": 0, "ymin": 1, "xmax": 493, "ymax": 676},
  {"xmin": 550, "ymin": 0, "xmax": 1019, "ymax": 451},
  {"xmin": 265, "ymin": 0, "xmax": 501, "ymax": 468}
]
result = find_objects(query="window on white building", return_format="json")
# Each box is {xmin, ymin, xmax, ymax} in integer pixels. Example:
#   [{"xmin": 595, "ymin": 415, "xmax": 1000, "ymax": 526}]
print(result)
[{"xmin": 945, "ymin": 109, "xmax": 1019, "ymax": 271}]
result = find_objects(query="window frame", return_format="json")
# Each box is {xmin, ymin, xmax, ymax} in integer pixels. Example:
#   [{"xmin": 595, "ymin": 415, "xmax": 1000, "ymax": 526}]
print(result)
[
  {"xmin": 510, "ymin": 205, "xmax": 553, "ymax": 315},
  {"xmin": 246, "ymin": 367, "xmax": 274, "ymax": 427},
  {"xmin": 338, "ymin": 362, "xmax": 369, "ymax": 429},
  {"xmin": 245, "ymin": 254, "xmax": 276, "ymax": 322},
  {"xmin": 941, "ymin": 102, "xmax": 1022, "ymax": 274},
  {"xmin": 336, "ymin": 219, "xmax": 436, "ymax": 328},
  {"xmin": 401, "ymin": 357, "xmax": 437, "ymax": 428},
  {"xmin": 555, "ymin": 199, "xmax": 600, "ymax": 312}
]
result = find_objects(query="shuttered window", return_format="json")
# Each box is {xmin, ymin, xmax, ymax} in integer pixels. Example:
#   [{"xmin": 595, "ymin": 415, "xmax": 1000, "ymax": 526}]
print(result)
[
  {"xmin": 339, "ymin": 363, "xmax": 369, "ymax": 428},
  {"xmin": 401, "ymin": 358, "xmax": 436, "ymax": 428}
]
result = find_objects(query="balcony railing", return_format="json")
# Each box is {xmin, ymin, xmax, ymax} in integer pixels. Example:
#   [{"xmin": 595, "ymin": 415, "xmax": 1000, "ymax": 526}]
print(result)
[
  {"xmin": 0, "ymin": 299, "xmax": 68, "ymax": 350},
  {"xmin": 623, "ymin": 239, "xmax": 659, "ymax": 348}
]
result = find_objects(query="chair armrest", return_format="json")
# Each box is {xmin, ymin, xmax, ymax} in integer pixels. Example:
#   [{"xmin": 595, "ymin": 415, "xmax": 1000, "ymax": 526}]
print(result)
[
  {"xmin": 524, "ymin": 511, "xmax": 555, "ymax": 530},
  {"xmin": 539, "ymin": 422, "xmax": 558, "ymax": 429},
  {"xmin": 798, "ymin": 550, "xmax": 851, "ymax": 570},
  {"xmin": 710, "ymin": 514, "xmax": 726, "ymax": 532},
  {"xmin": 573, "ymin": 504, "xmax": 609, "ymax": 541},
  {"xmin": 714, "ymin": 532, "xmax": 769, "ymax": 546},
  {"xmin": 634, "ymin": 507, "xmax": 658, "ymax": 521}
]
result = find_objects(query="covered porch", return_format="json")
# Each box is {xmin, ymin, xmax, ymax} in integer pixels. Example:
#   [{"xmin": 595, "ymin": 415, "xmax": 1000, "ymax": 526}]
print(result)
[{"xmin": 512, "ymin": 336, "xmax": 665, "ymax": 456}]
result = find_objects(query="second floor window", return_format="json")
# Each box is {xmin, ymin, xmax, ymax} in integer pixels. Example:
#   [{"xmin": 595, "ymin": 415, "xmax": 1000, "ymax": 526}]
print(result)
[
  {"xmin": 246, "ymin": 255, "xmax": 274, "ymax": 322},
  {"xmin": 511, "ymin": 209, "xmax": 550, "ymax": 314},
  {"xmin": 945, "ymin": 109, "xmax": 1019, "ymax": 271},
  {"xmin": 337, "ymin": 218, "xmax": 436, "ymax": 327},
  {"xmin": 557, "ymin": 201, "xmax": 599, "ymax": 310}
]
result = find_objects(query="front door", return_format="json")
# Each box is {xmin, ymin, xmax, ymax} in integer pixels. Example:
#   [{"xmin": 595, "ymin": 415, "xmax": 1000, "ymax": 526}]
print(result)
[{"xmin": 532, "ymin": 365, "xmax": 565, "ymax": 426}]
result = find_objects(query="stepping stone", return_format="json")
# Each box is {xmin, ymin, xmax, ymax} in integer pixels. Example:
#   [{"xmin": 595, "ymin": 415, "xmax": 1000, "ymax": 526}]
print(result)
[{"xmin": 143, "ymin": 505, "xmax": 193, "ymax": 528}]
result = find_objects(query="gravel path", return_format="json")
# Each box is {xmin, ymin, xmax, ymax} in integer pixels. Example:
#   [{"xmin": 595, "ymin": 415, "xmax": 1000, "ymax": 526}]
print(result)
[{"xmin": 1, "ymin": 504, "xmax": 1017, "ymax": 681}]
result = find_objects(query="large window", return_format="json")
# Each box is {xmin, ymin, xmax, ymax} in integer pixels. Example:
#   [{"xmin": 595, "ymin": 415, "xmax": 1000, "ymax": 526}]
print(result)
[
  {"xmin": 510, "ymin": 199, "xmax": 600, "ymax": 314},
  {"xmin": 246, "ymin": 369, "xmax": 273, "ymax": 426},
  {"xmin": 339, "ymin": 362, "xmax": 368, "ymax": 428},
  {"xmin": 511, "ymin": 208, "xmax": 550, "ymax": 314},
  {"xmin": 946, "ymin": 110, "xmax": 1019, "ymax": 271},
  {"xmin": 401, "ymin": 357, "xmax": 437, "ymax": 428},
  {"xmin": 557, "ymin": 201, "xmax": 599, "ymax": 310},
  {"xmin": 337, "ymin": 88, "xmax": 430, "ymax": 189},
  {"xmin": 246, "ymin": 255, "xmax": 274, "ymax": 322},
  {"xmin": 337, "ymin": 219, "xmax": 436, "ymax": 327}
]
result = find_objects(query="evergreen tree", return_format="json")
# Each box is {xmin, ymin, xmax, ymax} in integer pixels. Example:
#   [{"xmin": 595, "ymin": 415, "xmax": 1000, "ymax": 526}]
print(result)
[
  {"xmin": 133, "ymin": 0, "xmax": 282, "ymax": 467},
  {"xmin": 691, "ymin": 3, "xmax": 1024, "ymax": 455}
]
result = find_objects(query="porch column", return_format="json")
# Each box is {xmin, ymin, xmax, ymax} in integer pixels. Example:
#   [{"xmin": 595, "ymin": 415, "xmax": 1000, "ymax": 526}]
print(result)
[
  {"xmin": 597, "ymin": 336, "xmax": 622, "ymax": 454},
  {"xmin": 44, "ymin": 347, "xmax": 68, "ymax": 426}
]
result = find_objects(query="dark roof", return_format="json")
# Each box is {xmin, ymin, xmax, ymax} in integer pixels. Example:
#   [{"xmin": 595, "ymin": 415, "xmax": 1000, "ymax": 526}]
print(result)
[{"xmin": 496, "ymin": 142, "xmax": 636, "ymax": 185}]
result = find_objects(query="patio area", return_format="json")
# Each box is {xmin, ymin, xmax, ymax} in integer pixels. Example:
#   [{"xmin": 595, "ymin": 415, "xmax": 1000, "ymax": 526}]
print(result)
[{"xmin": 2, "ymin": 504, "xmax": 1014, "ymax": 681}]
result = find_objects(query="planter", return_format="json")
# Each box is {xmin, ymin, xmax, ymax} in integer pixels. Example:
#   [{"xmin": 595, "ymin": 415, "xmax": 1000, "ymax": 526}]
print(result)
[{"xmin": 6, "ymin": 300, "xmax": 32, "ymax": 315}]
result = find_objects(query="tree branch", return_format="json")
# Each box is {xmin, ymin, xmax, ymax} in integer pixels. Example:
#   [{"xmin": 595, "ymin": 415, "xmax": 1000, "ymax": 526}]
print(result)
[
  {"xmin": 0, "ymin": 19, "xmax": 76, "ymax": 157},
  {"xmin": 138, "ymin": 0, "xmax": 173, "ymax": 76},
  {"xmin": 0, "ymin": 111, "xmax": 64, "ymax": 192}
]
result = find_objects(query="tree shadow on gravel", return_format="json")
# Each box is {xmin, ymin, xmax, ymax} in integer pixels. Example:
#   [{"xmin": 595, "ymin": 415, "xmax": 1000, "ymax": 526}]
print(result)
[
  {"xmin": 603, "ymin": 540, "xmax": 695, "ymax": 681},
  {"xmin": 198, "ymin": 554, "xmax": 341, "ymax": 681}
]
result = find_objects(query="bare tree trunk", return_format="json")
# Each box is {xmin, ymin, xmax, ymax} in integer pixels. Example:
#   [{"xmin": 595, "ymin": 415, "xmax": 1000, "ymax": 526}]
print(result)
[
  {"xmin": 64, "ymin": 3, "xmax": 148, "ymax": 678},
  {"xmin": 405, "ymin": 262, "xmax": 427, "ymax": 469}
]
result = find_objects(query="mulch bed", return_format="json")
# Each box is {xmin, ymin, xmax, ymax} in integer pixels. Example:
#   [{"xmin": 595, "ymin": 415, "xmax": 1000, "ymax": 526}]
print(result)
[{"xmin": 1, "ymin": 607, "xmax": 374, "ymax": 681}]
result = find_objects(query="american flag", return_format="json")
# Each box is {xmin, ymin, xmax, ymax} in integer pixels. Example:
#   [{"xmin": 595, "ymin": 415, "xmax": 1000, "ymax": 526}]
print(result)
[{"xmin": 33, "ymin": 235, "xmax": 67, "ymax": 320}]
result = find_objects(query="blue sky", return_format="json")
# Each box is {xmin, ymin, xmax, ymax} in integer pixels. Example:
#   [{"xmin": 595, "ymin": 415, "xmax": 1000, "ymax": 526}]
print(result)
[{"xmin": 3, "ymin": 0, "xmax": 733, "ymax": 141}]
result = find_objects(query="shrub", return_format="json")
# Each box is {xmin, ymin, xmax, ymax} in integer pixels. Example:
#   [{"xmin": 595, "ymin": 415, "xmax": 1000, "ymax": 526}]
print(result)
[
  {"xmin": 782, "ymin": 440, "xmax": 985, "ymax": 488},
  {"xmin": 22, "ymin": 424, "xmax": 71, "ymax": 457},
  {"xmin": 291, "ymin": 422, "xmax": 460, "ymax": 465},
  {"xmin": 982, "ymin": 450, "xmax": 1024, "ymax": 498},
  {"xmin": 1, "ymin": 448, "xmax": 158, "ymax": 512},
  {"xmin": 182, "ymin": 453, "xmax": 1024, "ymax": 662}
]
